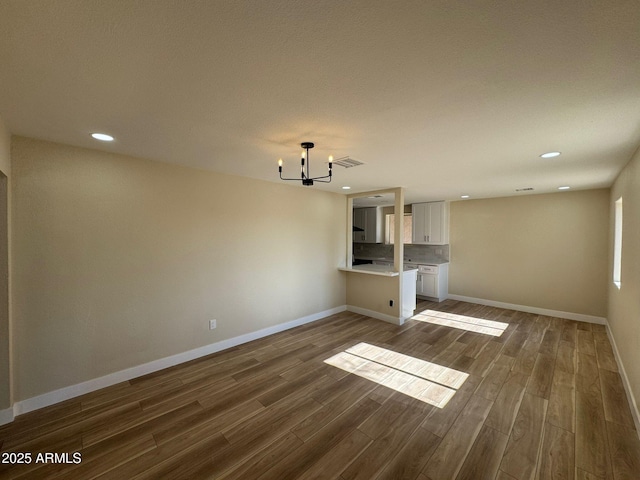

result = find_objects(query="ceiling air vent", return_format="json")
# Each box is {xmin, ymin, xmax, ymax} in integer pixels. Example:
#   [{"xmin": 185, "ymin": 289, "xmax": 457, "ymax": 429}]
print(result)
[
  {"xmin": 332, "ymin": 156, "xmax": 364, "ymax": 168},
  {"xmin": 515, "ymin": 187, "xmax": 535, "ymax": 192}
]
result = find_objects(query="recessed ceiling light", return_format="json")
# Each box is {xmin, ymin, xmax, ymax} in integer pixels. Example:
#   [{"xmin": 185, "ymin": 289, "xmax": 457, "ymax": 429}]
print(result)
[
  {"xmin": 461, "ymin": 195, "xmax": 470, "ymax": 199},
  {"xmin": 558, "ymin": 186, "xmax": 571, "ymax": 190},
  {"xmin": 540, "ymin": 151, "xmax": 561, "ymax": 158},
  {"xmin": 91, "ymin": 133, "xmax": 114, "ymax": 142},
  {"xmin": 342, "ymin": 186, "xmax": 351, "ymax": 190}
]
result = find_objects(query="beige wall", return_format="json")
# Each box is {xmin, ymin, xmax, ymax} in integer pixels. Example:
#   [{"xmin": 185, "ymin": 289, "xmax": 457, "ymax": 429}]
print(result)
[
  {"xmin": 346, "ymin": 274, "xmax": 399, "ymax": 319},
  {"xmin": 449, "ymin": 189, "xmax": 609, "ymax": 317},
  {"xmin": 0, "ymin": 116, "xmax": 10, "ymax": 409},
  {"xmin": 11, "ymin": 137, "xmax": 346, "ymax": 401},
  {"xmin": 609, "ymin": 147, "xmax": 640, "ymax": 418}
]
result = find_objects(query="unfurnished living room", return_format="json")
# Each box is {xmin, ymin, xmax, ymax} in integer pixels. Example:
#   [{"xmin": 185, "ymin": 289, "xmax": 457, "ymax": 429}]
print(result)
[{"xmin": 0, "ymin": 1, "xmax": 639, "ymax": 479}]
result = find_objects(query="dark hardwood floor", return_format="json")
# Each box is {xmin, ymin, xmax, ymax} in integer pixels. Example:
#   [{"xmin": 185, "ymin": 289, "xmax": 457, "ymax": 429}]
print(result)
[{"xmin": 1, "ymin": 299, "xmax": 639, "ymax": 479}]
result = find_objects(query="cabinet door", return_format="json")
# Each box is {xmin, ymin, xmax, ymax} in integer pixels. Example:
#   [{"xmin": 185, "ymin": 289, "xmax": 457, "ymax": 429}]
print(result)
[
  {"xmin": 353, "ymin": 208, "xmax": 365, "ymax": 229},
  {"xmin": 351, "ymin": 207, "xmax": 382, "ymax": 243},
  {"xmin": 412, "ymin": 203, "xmax": 427, "ymax": 244},
  {"xmin": 353, "ymin": 208, "xmax": 366, "ymax": 243},
  {"xmin": 422, "ymin": 274, "xmax": 438, "ymax": 297},
  {"xmin": 416, "ymin": 273, "xmax": 423, "ymax": 295},
  {"xmin": 364, "ymin": 207, "xmax": 377, "ymax": 243},
  {"xmin": 427, "ymin": 202, "xmax": 443, "ymax": 244}
]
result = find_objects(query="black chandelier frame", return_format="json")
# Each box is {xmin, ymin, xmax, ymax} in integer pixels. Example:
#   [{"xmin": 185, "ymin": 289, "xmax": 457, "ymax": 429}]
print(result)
[{"xmin": 278, "ymin": 142, "xmax": 332, "ymax": 186}]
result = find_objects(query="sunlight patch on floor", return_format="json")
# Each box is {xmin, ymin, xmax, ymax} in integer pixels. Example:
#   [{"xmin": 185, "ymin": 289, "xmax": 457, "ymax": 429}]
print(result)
[
  {"xmin": 324, "ymin": 342, "xmax": 468, "ymax": 408},
  {"xmin": 412, "ymin": 309, "xmax": 509, "ymax": 337}
]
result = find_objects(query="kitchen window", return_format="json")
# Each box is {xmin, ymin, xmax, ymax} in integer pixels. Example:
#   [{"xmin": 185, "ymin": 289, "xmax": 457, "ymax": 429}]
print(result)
[
  {"xmin": 613, "ymin": 197, "xmax": 623, "ymax": 289},
  {"xmin": 386, "ymin": 213, "xmax": 412, "ymax": 245}
]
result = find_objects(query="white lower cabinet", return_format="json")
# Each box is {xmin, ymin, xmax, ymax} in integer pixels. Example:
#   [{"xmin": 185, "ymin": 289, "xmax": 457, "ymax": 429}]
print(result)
[
  {"xmin": 416, "ymin": 264, "xmax": 448, "ymax": 302},
  {"xmin": 420, "ymin": 272, "xmax": 438, "ymax": 298}
]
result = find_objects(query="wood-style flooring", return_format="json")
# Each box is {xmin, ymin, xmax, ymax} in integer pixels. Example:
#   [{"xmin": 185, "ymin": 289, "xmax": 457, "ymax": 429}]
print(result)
[{"xmin": 1, "ymin": 299, "xmax": 639, "ymax": 479}]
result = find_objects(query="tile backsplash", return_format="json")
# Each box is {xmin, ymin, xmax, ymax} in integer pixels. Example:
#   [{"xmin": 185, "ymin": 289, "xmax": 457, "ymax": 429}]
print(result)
[{"xmin": 353, "ymin": 243, "xmax": 449, "ymax": 263}]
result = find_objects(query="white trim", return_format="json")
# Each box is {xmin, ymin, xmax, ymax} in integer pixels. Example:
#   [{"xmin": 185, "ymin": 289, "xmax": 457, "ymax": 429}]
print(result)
[
  {"xmin": 446, "ymin": 295, "xmax": 607, "ymax": 324},
  {"xmin": 605, "ymin": 324, "xmax": 640, "ymax": 438},
  {"xmin": 347, "ymin": 305, "xmax": 402, "ymax": 325},
  {"xmin": 10, "ymin": 305, "xmax": 347, "ymax": 419},
  {"xmin": 0, "ymin": 407, "xmax": 14, "ymax": 426}
]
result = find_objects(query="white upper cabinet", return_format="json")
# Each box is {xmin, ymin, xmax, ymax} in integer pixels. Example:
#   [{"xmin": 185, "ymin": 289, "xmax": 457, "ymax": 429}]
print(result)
[
  {"xmin": 353, "ymin": 207, "xmax": 383, "ymax": 243},
  {"xmin": 353, "ymin": 208, "xmax": 366, "ymax": 243},
  {"xmin": 411, "ymin": 201, "xmax": 449, "ymax": 245}
]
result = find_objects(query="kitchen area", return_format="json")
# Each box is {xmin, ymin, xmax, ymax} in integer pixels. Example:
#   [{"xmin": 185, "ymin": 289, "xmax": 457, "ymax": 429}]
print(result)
[{"xmin": 340, "ymin": 188, "xmax": 450, "ymax": 324}]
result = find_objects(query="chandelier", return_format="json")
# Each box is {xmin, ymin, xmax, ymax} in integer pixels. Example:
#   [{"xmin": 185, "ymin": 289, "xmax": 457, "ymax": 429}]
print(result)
[{"xmin": 278, "ymin": 142, "xmax": 333, "ymax": 186}]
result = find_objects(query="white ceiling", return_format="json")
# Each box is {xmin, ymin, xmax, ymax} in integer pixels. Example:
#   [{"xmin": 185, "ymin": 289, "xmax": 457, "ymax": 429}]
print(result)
[{"xmin": 1, "ymin": 0, "xmax": 639, "ymax": 204}]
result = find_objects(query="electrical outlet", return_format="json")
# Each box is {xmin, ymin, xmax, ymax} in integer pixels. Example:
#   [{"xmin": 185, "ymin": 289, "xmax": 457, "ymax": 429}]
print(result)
[
  {"xmin": 389, "ymin": 300, "xmax": 394, "ymax": 307},
  {"xmin": 209, "ymin": 319, "xmax": 217, "ymax": 330}
]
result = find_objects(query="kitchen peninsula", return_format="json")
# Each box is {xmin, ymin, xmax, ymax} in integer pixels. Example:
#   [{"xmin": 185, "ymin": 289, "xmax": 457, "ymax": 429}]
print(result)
[
  {"xmin": 339, "ymin": 263, "xmax": 413, "ymax": 276},
  {"xmin": 339, "ymin": 263, "xmax": 417, "ymax": 324},
  {"xmin": 343, "ymin": 187, "xmax": 419, "ymax": 325}
]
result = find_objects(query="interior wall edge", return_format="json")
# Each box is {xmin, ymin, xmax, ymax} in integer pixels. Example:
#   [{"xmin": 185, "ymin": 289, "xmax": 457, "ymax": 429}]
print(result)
[
  {"xmin": 7, "ymin": 304, "xmax": 346, "ymax": 422},
  {"xmin": 0, "ymin": 115, "xmax": 11, "ymax": 412},
  {"xmin": 446, "ymin": 294, "xmax": 607, "ymax": 324}
]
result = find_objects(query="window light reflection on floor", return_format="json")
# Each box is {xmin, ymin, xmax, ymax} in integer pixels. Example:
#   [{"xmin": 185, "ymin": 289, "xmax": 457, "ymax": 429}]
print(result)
[
  {"xmin": 412, "ymin": 309, "xmax": 509, "ymax": 337},
  {"xmin": 324, "ymin": 343, "xmax": 468, "ymax": 408}
]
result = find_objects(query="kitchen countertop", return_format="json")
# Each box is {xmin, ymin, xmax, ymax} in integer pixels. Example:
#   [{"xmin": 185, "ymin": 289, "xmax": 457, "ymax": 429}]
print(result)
[
  {"xmin": 339, "ymin": 264, "xmax": 418, "ymax": 277},
  {"xmin": 354, "ymin": 256, "xmax": 449, "ymax": 265}
]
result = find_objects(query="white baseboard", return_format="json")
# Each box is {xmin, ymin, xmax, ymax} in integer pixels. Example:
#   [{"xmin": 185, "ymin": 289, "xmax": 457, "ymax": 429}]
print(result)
[
  {"xmin": 605, "ymin": 324, "xmax": 640, "ymax": 438},
  {"xmin": 8, "ymin": 305, "xmax": 347, "ymax": 422},
  {"xmin": 0, "ymin": 407, "xmax": 14, "ymax": 426},
  {"xmin": 446, "ymin": 295, "xmax": 607, "ymax": 324},
  {"xmin": 346, "ymin": 305, "xmax": 402, "ymax": 325}
]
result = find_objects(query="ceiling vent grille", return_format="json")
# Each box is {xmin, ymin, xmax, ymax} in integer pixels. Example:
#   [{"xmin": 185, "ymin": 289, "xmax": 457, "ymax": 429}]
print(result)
[{"xmin": 332, "ymin": 156, "xmax": 364, "ymax": 168}]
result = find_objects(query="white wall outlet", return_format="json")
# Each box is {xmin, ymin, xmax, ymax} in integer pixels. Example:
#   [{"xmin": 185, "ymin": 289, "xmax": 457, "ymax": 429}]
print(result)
[{"xmin": 209, "ymin": 319, "xmax": 217, "ymax": 330}]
